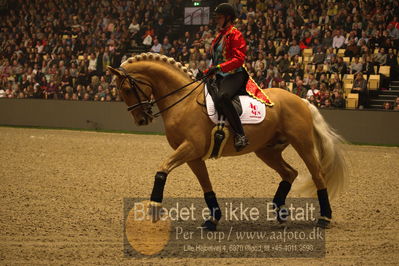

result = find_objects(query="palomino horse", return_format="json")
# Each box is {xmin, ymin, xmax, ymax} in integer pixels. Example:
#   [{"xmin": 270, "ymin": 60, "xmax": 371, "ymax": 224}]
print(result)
[{"xmin": 108, "ymin": 53, "xmax": 347, "ymax": 229}]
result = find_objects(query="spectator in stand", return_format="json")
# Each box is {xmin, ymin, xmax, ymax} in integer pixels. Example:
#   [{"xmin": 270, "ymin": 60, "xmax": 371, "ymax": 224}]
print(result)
[
  {"xmin": 394, "ymin": 97, "xmax": 399, "ymax": 111},
  {"xmin": 382, "ymin": 36, "xmax": 395, "ymax": 51},
  {"xmin": 167, "ymin": 46, "xmax": 178, "ymax": 58},
  {"xmin": 254, "ymin": 53, "xmax": 267, "ymax": 73},
  {"xmin": 386, "ymin": 48, "xmax": 398, "ymax": 78},
  {"xmin": 387, "ymin": 23, "xmax": 399, "ymax": 46},
  {"xmin": 335, "ymin": 57, "xmax": 348, "ymax": 75},
  {"xmin": 373, "ymin": 47, "xmax": 387, "ymax": 66},
  {"xmin": 344, "ymin": 30, "xmax": 358, "ymax": 46},
  {"xmin": 264, "ymin": 40, "xmax": 276, "ymax": 56},
  {"xmin": 324, "ymin": 48, "xmax": 337, "ymax": 64},
  {"xmin": 383, "ymin": 102, "xmax": 392, "ymax": 110},
  {"xmin": 263, "ymin": 70, "xmax": 282, "ymax": 89},
  {"xmin": 255, "ymin": 71, "xmax": 265, "ymax": 86},
  {"xmin": 299, "ymin": 31, "xmax": 313, "ymax": 50},
  {"xmin": 332, "ymin": 30, "xmax": 345, "ymax": 49},
  {"xmin": 331, "ymin": 91, "xmax": 345, "ymax": 108},
  {"xmin": 369, "ymin": 30, "xmax": 385, "ymax": 50},
  {"xmin": 352, "ymin": 73, "xmax": 368, "ymax": 109},
  {"xmin": 362, "ymin": 55, "xmax": 376, "ymax": 78},
  {"xmin": 161, "ymin": 36, "xmax": 172, "ymax": 54},
  {"xmin": 357, "ymin": 31, "xmax": 369, "ymax": 46},
  {"xmin": 321, "ymin": 30, "xmax": 333, "ymax": 48},
  {"xmin": 306, "ymin": 83, "xmax": 320, "ymax": 101},
  {"xmin": 318, "ymin": 73, "xmax": 329, "ymax": 86},
  {"xmin": 279, "ymin": 81, "xmax": 290, "ymax": 92},
  {"xmin": 358, "ymin": 39, "xmax": 370, "ymax": 55},
  {"xmin": 313, "ymin": 47, "xmax": 326, "ymax": 66},
  {"xmin": 192, "ymin": 60, "xmax": 206, "ymax": 79},
  {"xmin": 203, "ymin": 31, "xmax": 214, "ymax": 51},
  {"xmin": 154, "ymin": 18, "xmax": 167, "ymax": 43},
  {"xmin": 319, "ymin": 89, "xmax": 331, "ymax": 107},
  {"xmin": 304, "ymin": 73, "xmax": 318, "ymax": 88},
  {"xmin": 275, "ymin": 39, "xmax": 289, "ymax": 56},
  {"xmin": 344, "ymin": 39, "xmax": 360, "ymax": 58},
  {"xmin": 191, "ymin": 33, "xmax": 203, "ymax": 49},
  {"xmin": 322, "ymin": 98, "xmax": 333, "ymax": 108},
  {"xmin": 150, "ymin": 38, "xmax": 162, "ymax": 53},
  {"xmin": 277, "ymin": 53, "xmax": 290, "ymax": 74},
  {"xmin": 350, "ymin": 57, "xmax": 363, "ymax": 74},
  {"xmin": 142, "ymin": 25, "xmax": 154, "ymax": 47},
  {"xmin": 293, "ymin": 80, "xmax": 307, "ymax": 98},
  {"xmin": 44, "ymin": 82, "xmax": 58, "ymax": 99},
  {"xmin": 288, "ymin": 39, "xmax": 301, "ymax": 57},
  {"xmin": 128, "ymin": 17, "xmax": 140, "ymax": 35},
  {"xmin": 326, "ymin": 1, "xmax": 338, "ymax": 20},
  {"xmin": 291, "ymin": 63, "xmax": 304, "ymax": 80},
  {"xmin": 88, "ymin": 53, "xmax": 97, "ymax": 77},
  {"xmin": 183, "ymin": 31, "xmax": 193, "ymax": 48},
  {"xmin": 329, "ymin": 73, "xmax": 342, "ymax": 91}
]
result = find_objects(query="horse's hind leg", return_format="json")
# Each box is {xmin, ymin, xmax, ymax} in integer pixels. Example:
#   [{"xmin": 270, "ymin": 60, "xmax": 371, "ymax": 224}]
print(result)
[
  {"xmin": 255, "ymin": 146, "xmax": 298, "ymax": 222},
  {"xmin": 187, "ymin": 159, "xmax": 221, "ymax": 231},
  {"xmin": 289, "ymin": 136, "xmax": 332, "ymax": 228}
]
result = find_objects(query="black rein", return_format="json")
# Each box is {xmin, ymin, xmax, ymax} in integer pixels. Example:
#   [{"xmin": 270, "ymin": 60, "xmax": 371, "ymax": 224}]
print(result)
[{"xmin": 117, "ymin": 67, "xmax": 209, "ymax": 118}]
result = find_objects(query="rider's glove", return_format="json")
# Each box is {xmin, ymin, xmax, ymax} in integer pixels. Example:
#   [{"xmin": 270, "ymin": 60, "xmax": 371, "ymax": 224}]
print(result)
[{"xmin": 204, "ymin": 65, "xmax": 221, "ymax": 76}]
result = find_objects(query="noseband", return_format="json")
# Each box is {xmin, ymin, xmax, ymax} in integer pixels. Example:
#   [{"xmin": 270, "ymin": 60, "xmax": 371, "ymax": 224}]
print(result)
[{"xmin": 116, "ymin": 66, "xmax": 209, "ymax": 118}]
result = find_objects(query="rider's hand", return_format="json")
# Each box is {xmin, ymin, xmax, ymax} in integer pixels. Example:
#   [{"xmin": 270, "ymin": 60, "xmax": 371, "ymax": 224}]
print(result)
[{"xmin": 204, "ymin": 65, "xmax": 220, "ymax": 76}]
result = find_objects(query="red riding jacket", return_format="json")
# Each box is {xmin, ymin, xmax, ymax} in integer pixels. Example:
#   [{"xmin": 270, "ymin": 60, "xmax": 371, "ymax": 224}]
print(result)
[
  {"xmin": 207, "ymin": 25, "xmax": 247, "ymax": 73},
  {"xmin": 204, "ymin": 25, "xmax": 274, "ymax": 107}
]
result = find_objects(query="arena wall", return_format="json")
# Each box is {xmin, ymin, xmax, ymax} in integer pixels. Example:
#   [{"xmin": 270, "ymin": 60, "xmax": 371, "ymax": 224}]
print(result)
[{"xmin": 1, "ymin": 99, "xmax": 398, "ymax": 146}]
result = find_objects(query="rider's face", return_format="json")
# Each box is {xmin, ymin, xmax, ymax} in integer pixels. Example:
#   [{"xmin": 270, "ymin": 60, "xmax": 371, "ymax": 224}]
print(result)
[{"xmin": 215, "ymin": 14, "xmax": 226, "ymax": 29}]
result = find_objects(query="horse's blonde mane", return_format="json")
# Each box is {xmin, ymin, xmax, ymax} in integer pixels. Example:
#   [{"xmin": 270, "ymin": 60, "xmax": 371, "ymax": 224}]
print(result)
[{"xmin": 121, "ymin": 52, "xmax": 195, "ymax": 80}]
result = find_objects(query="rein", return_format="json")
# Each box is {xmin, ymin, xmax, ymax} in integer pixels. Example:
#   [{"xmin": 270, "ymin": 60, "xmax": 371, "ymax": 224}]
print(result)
[{"xmin": 117, "ymin": 67, "xmax": 209, "ymax": 118}]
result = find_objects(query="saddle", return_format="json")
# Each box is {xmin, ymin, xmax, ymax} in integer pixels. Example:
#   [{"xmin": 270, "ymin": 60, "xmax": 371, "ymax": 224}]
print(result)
[
  {"xmin": 204, "ymin": 80, "xmax": 266, "ymax": 125},
  {"xmin": 206, "ymin": 79, "xmax": 243, "ymax": 117},
  {"xmin": 202, "ymin": 80, "xmax": 267, "ymax": 160}
]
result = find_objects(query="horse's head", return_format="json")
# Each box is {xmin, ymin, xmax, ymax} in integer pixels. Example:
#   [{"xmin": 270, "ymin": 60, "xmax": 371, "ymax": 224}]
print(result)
[
  {"xmin": 107, "ymin": 65, "xmax": 153, "ymax": 126},
  {"xmin": 108, "ymin": 53, "xmax": 197, "ymax": 125}
]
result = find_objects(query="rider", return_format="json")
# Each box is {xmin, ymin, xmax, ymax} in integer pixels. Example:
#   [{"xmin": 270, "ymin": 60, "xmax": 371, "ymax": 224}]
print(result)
[{"xmin": 204, "ymin": 3, "xmax": 249, "ymax": 152}]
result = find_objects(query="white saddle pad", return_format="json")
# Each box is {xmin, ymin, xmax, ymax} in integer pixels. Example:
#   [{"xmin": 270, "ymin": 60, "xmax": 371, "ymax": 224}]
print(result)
[{"xmin": 205, "ymin": 85, "xmax": 266, "ymax": 125}]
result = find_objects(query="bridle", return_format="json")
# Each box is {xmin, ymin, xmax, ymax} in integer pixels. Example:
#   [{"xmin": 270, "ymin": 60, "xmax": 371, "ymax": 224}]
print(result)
[
  {"xmin": 116, "ymin": 67, "xmax": 209, "ymax": 118},
  {"xmin": 116, "ymin": 67, "xmax": 154, "ymax": 117}
]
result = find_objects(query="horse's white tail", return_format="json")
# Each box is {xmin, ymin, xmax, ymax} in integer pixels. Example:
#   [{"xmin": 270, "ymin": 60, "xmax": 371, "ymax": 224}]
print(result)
[{"xmin": 296, "ymin": 100, "xmax": 348, "ymax": 200}]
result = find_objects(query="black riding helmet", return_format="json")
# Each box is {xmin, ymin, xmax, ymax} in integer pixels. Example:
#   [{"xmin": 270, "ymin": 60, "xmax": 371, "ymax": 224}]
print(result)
[{"xmin": 214, "ymin": 3, "xmax": 236, "ymax": 22}]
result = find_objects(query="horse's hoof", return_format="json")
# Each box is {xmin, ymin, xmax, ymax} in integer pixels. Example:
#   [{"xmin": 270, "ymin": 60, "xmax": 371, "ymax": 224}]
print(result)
[
  {"xmin": 201, "ymin": 220, "xmax": 217, "ymax": 231},
  {"xmin": 276, "ymin": 205, "xmax": 290, "ymax": 223},
  {"xmin": 317, "ymin": 217, "xmax": 331, "ymax": 229}
]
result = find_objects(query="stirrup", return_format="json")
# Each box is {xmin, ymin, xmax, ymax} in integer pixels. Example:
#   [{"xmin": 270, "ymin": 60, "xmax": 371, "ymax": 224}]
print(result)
[{"xmin": 234, "ymin": 134, "xmax": 249, "ymax": 152}]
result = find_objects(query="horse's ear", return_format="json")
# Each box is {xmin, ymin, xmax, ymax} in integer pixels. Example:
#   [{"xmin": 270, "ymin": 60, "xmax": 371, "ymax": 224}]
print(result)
[{"xmin": 107, "ymin": 66, "xmax": 124, "ymax": 76}]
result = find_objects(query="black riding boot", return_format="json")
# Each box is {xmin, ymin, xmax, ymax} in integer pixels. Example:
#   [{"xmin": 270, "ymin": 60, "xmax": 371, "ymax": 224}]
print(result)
[{"xmin": 219, "ymin": 98, "xmax": 249, "ymax": 152}]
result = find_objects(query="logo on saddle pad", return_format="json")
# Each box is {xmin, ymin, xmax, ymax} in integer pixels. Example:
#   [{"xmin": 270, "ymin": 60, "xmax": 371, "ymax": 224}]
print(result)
[
  {"xmin": 205, "ymin": 85, "xmax": 266, "ymax": 125},
  {"xmin": 249, "ymin": 103, "xmax": 261, "ymax": 118}
]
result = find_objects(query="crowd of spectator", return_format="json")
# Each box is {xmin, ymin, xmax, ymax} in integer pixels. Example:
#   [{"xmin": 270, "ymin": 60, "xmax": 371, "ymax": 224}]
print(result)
[
  {"xmin": 0, "ymin": 0, "xmax": 186, "ymax": 101},
  {"xmin": 1, "ymin": 0, "xmax": 399, "ymax": 110}
]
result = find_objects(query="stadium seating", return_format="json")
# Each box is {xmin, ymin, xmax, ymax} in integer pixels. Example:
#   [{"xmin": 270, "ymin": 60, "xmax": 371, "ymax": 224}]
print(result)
[{"xmin": 0, "ymin": 0, "xmax": 397, "ymax": 110}]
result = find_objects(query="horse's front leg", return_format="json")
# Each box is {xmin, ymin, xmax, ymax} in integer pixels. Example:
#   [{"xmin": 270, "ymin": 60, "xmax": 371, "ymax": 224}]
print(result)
[
  {"xmin": 187, "ymin": 159, "xmax": 221, "ymax": 231},
  {"xmin": 149, "ymin": 141, "xmax": 197, "ymax": 219}
]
